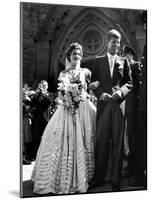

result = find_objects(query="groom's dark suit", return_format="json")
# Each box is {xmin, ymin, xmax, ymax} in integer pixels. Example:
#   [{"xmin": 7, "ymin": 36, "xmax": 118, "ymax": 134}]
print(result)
[{"xmin": 92, "ymin": 54, "xmax": 132, "ymax": 187}]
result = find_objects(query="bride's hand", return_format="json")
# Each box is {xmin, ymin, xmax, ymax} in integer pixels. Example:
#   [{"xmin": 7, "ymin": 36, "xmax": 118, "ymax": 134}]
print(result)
[{"xmin": 89, "ymin": 81, "xmax": 100, "ymax": 90}]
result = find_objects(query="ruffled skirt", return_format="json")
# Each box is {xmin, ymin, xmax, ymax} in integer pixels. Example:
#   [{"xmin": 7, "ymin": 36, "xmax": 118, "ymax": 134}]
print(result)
[{"xmin": 31, "ymin": 99, "xmax": 96, "ymax": 194}]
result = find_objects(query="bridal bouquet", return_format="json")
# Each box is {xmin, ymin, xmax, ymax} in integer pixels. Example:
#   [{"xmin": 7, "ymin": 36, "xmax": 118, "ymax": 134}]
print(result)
[{"xmin": 57, "ymin": 72, "xmax": 84, "ymax": 116}]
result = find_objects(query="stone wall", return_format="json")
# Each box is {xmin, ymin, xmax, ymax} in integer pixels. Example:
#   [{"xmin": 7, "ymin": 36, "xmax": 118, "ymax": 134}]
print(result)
[
  {"xmin": 21, "ymin": 2, "xmax": 50, "ymax": 85},
  {"xmin": 21, "ymin": 3, "xmax": 146, "ymax": 91}
]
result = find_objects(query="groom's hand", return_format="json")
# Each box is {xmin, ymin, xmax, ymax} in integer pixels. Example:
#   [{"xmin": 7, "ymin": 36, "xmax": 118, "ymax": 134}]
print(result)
[
  {"xmin": 100, "ymin": 93, "xmax": 112, "ymax": 102},
  {"xmin": 112, "ymin": 90, "xmax": 122, "ymax": 100}
]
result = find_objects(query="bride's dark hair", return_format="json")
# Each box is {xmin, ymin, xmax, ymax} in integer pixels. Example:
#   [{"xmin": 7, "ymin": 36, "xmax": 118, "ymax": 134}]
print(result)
[{"xmin": 65, "ymin": 42, "xmax": 83, "ymax": 62}]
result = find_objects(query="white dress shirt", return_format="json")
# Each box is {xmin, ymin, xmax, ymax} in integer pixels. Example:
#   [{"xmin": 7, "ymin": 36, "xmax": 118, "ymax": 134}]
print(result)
[{"xmin": 107, "ymin": 52, "xmax": 117, "ymax": 78}]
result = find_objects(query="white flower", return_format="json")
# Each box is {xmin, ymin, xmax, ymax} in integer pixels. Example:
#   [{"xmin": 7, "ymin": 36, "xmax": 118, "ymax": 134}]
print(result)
[
  {"xmin": 73, "ymin": 96, "xmax": 80, "ymax": 102},
  {"xmin": 116, "ymin": 58, "xmax": 124, "ymax": 69},
  {"xmin": 57, "ymin": 72, "xmax": 84, "ymax": 115}
]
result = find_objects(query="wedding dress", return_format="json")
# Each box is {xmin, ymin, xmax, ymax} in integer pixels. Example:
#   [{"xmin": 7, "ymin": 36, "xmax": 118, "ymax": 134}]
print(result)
[{"xmin": 31, "ymin": 67, "xmax": 96, "ymax": 194}]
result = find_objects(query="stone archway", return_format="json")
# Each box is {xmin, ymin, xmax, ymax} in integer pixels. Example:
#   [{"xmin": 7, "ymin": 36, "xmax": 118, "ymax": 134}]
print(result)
[{"xmin": 49, "ymin": 7, "xmax": 128, "ymax": 80}]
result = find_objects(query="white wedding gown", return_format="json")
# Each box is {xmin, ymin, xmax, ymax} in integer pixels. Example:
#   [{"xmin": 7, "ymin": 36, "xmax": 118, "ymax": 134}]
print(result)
[{"xmin": 31, "ymin": 68, "xmax": 96, "ymax": 194}]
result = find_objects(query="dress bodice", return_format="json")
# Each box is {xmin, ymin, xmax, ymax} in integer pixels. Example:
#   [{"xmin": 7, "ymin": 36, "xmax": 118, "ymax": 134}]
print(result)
[{"xmin": 58, "ymin": 67, "xmax": 91, "ymax": 90}]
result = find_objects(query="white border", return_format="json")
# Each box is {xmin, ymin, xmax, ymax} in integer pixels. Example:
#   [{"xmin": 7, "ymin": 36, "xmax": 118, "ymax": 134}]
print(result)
[{"xmin": 0, "ymin": 0, "xmax": 150, "ymax": 199}]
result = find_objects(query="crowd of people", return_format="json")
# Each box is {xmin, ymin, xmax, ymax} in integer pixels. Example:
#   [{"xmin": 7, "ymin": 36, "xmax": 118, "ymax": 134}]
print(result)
[
  {"xmin": 22, "ymin": 29, "xmax": 147, "ymax": 195},
  {"xmin": 22, "ymin": 80, "xmax": 55, "ymax": 164}
]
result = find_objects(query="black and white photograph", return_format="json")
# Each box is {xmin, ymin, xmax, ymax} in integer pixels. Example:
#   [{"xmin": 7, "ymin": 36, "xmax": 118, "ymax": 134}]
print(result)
[
  {"xmin": 1, "ymin": 0, "xmax": 150, "ymax": 200},
  {"xmin": 19, "ymin": 0, "xmax": 148, "ymax": 198}
]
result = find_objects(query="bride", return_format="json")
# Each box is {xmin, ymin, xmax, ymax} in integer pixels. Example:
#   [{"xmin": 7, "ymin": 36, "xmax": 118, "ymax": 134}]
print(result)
[{"xmin": 31, "ymin": 42, "xmax": 96, "ymax": 195}]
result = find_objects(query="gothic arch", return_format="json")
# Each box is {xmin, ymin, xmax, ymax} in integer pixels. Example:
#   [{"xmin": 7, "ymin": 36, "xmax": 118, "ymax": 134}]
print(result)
[{"xmin": 49, "ymin": 8, "xmax": 127, "ymax": 78}]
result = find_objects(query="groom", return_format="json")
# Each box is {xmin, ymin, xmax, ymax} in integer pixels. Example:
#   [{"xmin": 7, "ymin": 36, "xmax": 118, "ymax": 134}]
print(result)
[{"xmin": 91, "ymin": 29, "xmax": 132, "ymax": 191}]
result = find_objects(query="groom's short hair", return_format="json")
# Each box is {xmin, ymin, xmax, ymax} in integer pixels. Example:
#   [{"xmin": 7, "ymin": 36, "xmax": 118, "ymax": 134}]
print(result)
[{"xmin": 107, "ymin": 29, "xmax": 121, "ymax": 41}]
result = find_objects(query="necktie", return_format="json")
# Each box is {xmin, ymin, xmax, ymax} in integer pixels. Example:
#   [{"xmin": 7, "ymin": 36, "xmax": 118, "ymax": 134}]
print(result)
[{"xmin": 110, "ymin": 57, "xmax": 114, "ymax": 77}]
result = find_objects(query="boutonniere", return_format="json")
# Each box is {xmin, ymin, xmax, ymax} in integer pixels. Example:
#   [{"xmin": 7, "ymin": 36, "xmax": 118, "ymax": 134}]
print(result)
[{"xmin": 115, "ymin": 58, "xmax": 124, "ymax": 71}]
